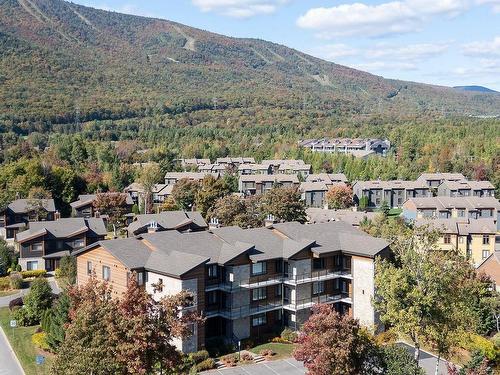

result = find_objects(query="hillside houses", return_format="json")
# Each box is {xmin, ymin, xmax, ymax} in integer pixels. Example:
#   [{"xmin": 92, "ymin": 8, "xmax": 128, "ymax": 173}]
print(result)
[{"xmin": 299, "ymin": 138, "xmax": 390, "ymax": 158}]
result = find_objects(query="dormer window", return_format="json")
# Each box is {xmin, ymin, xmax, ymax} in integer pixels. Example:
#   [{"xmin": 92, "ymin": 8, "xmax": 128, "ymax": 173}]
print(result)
[{"xmin": 251, "ymin": 261, "xmax": 267, "ymax": 276}]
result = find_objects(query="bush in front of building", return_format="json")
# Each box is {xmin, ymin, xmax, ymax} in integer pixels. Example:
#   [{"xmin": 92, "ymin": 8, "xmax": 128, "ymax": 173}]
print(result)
[
  {"xmin": 0, "ymin": 276, "xmax": 10, "ymax": 290},
  {"xmin": 280, "ymin": 328, "xmax": 298, "ymax": 343},
  {"xmin": 220, "ymin": 353, "xmax": 239, "ymax": 367},
  {"xmin": 21, "ymin": 270, "xmax": 47, "ymax": 279},
  {"xmin": 9, "ymin": 272, "xmax": 23, "ymax": 289},
  {"xmin": 194, "ymin": 358, "xmax": 216, "ymax": 372},
  {"xmin": 259, "ymin": 349, "xmax": 275, "ymax": 358},
  {"xmin": 13, "ymin": 277, "xmax": 53, "ymax": 326},
  {"xmin": 188, "ymin": 350, "xmax": 209, "ymax": 364}
]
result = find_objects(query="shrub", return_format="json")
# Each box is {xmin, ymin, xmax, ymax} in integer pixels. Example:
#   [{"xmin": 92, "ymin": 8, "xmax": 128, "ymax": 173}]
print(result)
[
  {"xmin": 240, "ymin": 352, "xmax": 253, "ymax": 362},
  {"xmin": 374, "ymin": 330, "xmax": 398, "ymax": 345},
  {"xmin": 9, "ymin": 297, "xmax": 23, "ymax": 311},
  {"xmin": 259, "ymin": 349, "xmax": 275, "ymax": 357},
  {"xmin": 195, "ymin": 358, "xmax": 216, "ymax": 372},
  {"xmin": 58, "ymin": 256, "xmax": 76, "ymax": 284},
  {"xmin": 463, "ymin": 334, "xmax": 499, "ymax": 362},
  {"xmin": 0, "ymin": 277, "xmax": 10, "ymax": 291},
  {"xmin": 493, "ymin": 333, "xmax": 500, "ymax": 349},
  {"xmin": 9, "ymin": 272, "xmax": 23, "ymax": 289},
  {"xmin": 32, "ymin": 332, "xmax": 50, "ymax": 351},
  {"xmin": 188, "ymin": 350, "xmax": 209, "ymax": 364},
  {"xmin": 15, "ymin": 277, "xmax": 53, "ymax": 326},
  {"xmin": 21, "ymin": 270, "xmax": 47, "ymax": 279},
  {"xmin": 220, "ymin": 353, "xmax": 239, "ymax": 367},
  {"xmin": 271, "ymin": 336, "xmax": 290, "ymax": 343},
  {"xmin": 280, "ymin": 328, "xmax": 298, "ymax": 343}
]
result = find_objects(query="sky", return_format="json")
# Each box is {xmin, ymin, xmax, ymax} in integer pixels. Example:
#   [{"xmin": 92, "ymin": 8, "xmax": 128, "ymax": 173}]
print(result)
[{"xmin": 73, "ymin": 0, "xmax": 500, "ymax": 90}]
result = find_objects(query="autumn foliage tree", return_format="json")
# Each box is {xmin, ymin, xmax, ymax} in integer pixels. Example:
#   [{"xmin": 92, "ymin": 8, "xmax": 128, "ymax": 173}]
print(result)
[
  {"xmin": 260, "ymin": 186, "xmax": 306, "ymax": 223},
  {"xmin": 326, "ymin": 184, "xmax": 353, "ymax": 209},
  {"xmin": 293, "ymin": 304, "xmax": 374, "ymax": 375},
  {"xmin": 52, "ymin": 275, "xmax": 201, "ymax": 374},
  {"xmin": 171, "ymin": 178, "xmax": 200, "ymax": 211},
  {"xmin": 93, "ymin": 192, "xmax": 130, "ymax": 228}
]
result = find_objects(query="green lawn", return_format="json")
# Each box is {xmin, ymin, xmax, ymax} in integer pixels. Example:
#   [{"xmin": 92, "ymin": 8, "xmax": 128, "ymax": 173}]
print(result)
[
  {"xmin": 0, "ymin": 307, "xmax": 52, "ymax": 375},
  {"xmin": 250, "ymin": 342, "xmax": 295, "ymax": 360}
]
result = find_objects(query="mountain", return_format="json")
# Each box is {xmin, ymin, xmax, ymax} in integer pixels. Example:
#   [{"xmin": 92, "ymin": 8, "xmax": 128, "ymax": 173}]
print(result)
[
  {"xmin": 454, "ymin": 86, "xmax": 499, "ymax": 93},
  {"xmin": 1, "ymin": 0, "xmax": 500, "ymax": 126}
]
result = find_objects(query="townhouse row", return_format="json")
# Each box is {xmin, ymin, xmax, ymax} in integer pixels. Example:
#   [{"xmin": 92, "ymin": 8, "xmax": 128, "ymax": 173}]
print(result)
[
  {"xmin": 299, "ymin": 138, "xmax": 391, "ymax": 158},
  {"xmin": 73, "ymin": 221, "xmax": 389, "ymax": 353}
]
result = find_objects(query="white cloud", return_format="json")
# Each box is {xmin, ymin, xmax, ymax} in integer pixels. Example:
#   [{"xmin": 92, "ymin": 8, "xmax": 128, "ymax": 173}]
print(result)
[
  {"xmin": 476, "ymin": 0, "xmax": 500, "ymax": 12},
  {"xmin": 365, "ymin": 43, "xmax": 449, "ymax": 60},
  {"xmin": 192, "ymin": 0, "xmax": 289, "ymax": 18},
  {"xmin": 297, "ymin": 0, "xmax": 469, "ymax": 37},
  {"xmin": 452, "ymin": 59, "xmax": 500, "ymax": 76},
  {"xmin": 313, "ymin": 44, "xmax": 359, "ymax": 59},
  {"xmin": 462, "ymin": 36, "xmax": 500, "ymax": 56},
  {"xmin": 353, "ymin": 61, "xmax": 418, "ymax": 71}
]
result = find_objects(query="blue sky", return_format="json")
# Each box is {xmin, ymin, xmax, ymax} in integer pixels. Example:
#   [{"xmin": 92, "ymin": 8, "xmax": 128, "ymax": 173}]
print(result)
[{"xmin": 73, "ymin": 0, "xmax": 500, "ymax": 90}]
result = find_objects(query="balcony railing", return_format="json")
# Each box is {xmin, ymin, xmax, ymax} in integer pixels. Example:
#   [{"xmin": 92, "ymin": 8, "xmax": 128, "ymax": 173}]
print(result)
[
  {"xmin": 205, "ymin": 269, "xmax": 352, "ymax": 292},
  {"xmin": 205, "ymin": 299, "xmax": 283, "ymax": 320},
  {"xmin": 283, "ymin": 292, "xmax": 352, "ymax": 311}
]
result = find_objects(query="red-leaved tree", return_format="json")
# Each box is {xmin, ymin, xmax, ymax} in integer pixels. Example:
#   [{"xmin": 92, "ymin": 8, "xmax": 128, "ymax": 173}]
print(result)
[{"xmin": 293, "ymin": 304, "xmax": 373, "ymax": 375}]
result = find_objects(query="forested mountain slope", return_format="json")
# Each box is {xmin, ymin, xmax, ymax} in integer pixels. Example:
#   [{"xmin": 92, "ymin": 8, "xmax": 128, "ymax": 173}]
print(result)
[{"xmin": 1, "ymin": 0, "xmax": 499, "ymax": 127}]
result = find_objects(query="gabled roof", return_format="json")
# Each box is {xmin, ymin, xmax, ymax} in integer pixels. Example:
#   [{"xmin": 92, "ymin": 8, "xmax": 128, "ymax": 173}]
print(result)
[
  {"xmin": 71, "ymin": 194, "xmax": 133, "ymax": 208},
  {"xmin": 417, "ymin": 172, "xmax": 466, "ymax": 181},
  {"xmin": 164, "ymin": 172, "xmax": 218, "ymax": 181},
  {"xmin": 239, "ymin": 174, "xmax": 300, "ymax": 183},
  {"xmin": 353, "ymin": 180, "xmax": 429, "ymax": 190},
  {"xmin": 127, "ymin": 211, "xmax": 208, "ymax": 235},
  {"xmin": 404, "ymin": 196, "xmax": 500, "ymax": 210},
  {"xmin": 75, "ymin": 221, "xmax": 390, "ymax": 277},
  {"xmin": 7, "ymin": 199, "xmax": 56, "ymax": 214},
  {"xmin": 306, "ymin": 208, "xmax": 377, "ymax": 226},
  {"xmin": 16, "ymin": 218, "xmax": 107, "ymax": 243}
]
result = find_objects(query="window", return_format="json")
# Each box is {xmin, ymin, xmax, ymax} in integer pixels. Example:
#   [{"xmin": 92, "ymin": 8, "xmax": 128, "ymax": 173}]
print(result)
[
  {"xmin": 333, "ymin": 279, "xmax": 340, "ymax": 290},
  {"xmin": 251, "ymin": 262, "xmax": 266, "ymax": 276},
  {"xmin": 275, "ymin": 260, "xmax": 283, "ymax": 273},
  {"xmin": 156, "ymin": 278, "xmax": 164, "ymax": 292},
  {"xmin": 207, "ymin": 264, "xmax": 218, "ymax": 278},
  {"xmin": 86, "ymin": 261, "xmax": 93, "ymax": 276},
  {"xmin": 252, "ymin": 313, "xmax": 267, "ymax": 327},
  {"xmin": 312, "ymin": 258, "xmax": 325, "ymax": 270},
  {"xmin": 102, "ymin": 265, "xmax": 111, "ymax": 281},
  {"xmin": 313, "ymin": 281, "xmax": 325, "ymax": 295},
  {"xmin": 457, "ymin": 209, "xmax": 465, "ymax": 217},
  {"xmin": 56, "ymin": 240, "xmax": 64, "ymax": 250},
  {"xmin": 32, "ymin": 242, "xmax": 43, "ymax": 251},
  {"xmin": 277, "ymin": 309, "xmax": 282, "ymax": 321},
  {"xmin": 136, "ymin": 272, "xmax": 144, "ymax": 286},
  {"xmin": 26, "ymin": 261, "xmax": 38, "ymax": 271},
  {"xmin": 459, "ymin": 236, "xmax": 464, "ymax": 244},
  {"xmin": 207, "ymin": 291, "xmax": 217, "ymax": 305},
  {"xmin": 443, "ymin": 234, "xmax": 451, "ymax": 244},
  {"xmin": 341, "ymin": 280, "xmax": 348, "ymax": 293},
  {"xmin": 482, "ymin": 250, "xmax": 490, "ymax": 260},
  {"xmin": 252, "ymin": 287, "xmax": 267, "ymax": 301},
  {"xmin": 466, "ymin": 249, "xmax": 472, "ymax": 259},
  {"xmin": 483, "ymin": 235, "xmax": 490, "ymax": 245},
  {"xmin": 334, "ymin": 255, "xmax": 342, "ymax": 267},
  {"xmin": 74, "ymin": 239, "xmax": 85, "ymax": 248},
  {"xmin": 275, "ymin": 285, "xmax": 282, "ymax": 297}
]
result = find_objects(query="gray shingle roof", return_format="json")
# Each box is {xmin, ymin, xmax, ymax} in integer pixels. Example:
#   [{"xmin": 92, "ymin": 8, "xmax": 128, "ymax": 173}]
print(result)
[
  {"xmin": 127, "ymin": 211, "xmax": 208, "ymax": 235},
  {"xmin": 405, "ymin": 196, "xmax": 500, "ymax": 210},
  {"xmin": 70, "ymin": 194, "xmax": 133, "ymax": 209},
  {"xmin": 306, "ymin": 208, "xmax": 378, "ymax": 226},
  {"xmin": 75, "ymin": 221, "xmax": 389, "ymax": 277},
  {"xmin": 16, "ymin": 218, "xmax": 107, "ymax": 242},
  {"xmin": 8, "ymin": 199, "xmax": 56, "ymax": 214}
]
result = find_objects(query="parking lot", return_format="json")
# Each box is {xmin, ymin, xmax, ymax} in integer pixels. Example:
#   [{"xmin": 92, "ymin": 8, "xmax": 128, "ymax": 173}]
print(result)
[{"xmin": 203, "ymin": 358, "xmax": 306, "ymax": 375}]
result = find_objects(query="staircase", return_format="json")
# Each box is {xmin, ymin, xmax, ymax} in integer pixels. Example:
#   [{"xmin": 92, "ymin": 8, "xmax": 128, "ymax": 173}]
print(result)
[
  {"xmin": 253, "ymin": 355, "xmax": 265, "ymax": 363},
  {"xmin": 215, "ymin": 360, "xmax": 226, "ymax": 369}
]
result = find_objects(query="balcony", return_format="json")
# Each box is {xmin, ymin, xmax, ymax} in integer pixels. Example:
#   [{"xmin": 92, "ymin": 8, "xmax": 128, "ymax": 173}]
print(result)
[
  {"xmin": 283, "ymin": 269, "xmax": 352, "ymax": 286},
  {"xmin": 283, "ymin": 293, "xmax": 352, "ymax": 311},
  {"xmin": 204, "ymin": 299, "xmax": 283, "ymax": 320}
]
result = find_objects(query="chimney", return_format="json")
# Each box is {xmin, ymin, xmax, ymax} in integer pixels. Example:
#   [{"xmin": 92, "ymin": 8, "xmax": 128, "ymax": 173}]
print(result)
[
  {"xmin": 148, "ymin": 221, "xmax": 159, "ymax": 233},
  {"xmin": 209, "ymin": 217, "xmax": 220, "ymax": 230},
  {"xmin": 264, "ymin": 214, "xmax": 276, "ymax": 228}
]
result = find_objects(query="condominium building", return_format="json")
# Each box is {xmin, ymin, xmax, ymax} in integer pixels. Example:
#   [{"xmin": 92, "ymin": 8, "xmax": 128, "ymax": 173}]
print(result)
[
  {"xmin": 416, "ymin": 173, "xmax": 466, "ymax": 188},
  {"xmin": 0, "ymin": 199, "xmax": 57, "ymax": 241},
  {"xmin": 70, "ymin": 194, "xmax": 134, "ymax": 218},
  {"xmin": 74, "ymin": 221, "xmax": 389, "ymax": 353},
  {"xmin": 239, "ymin": 175, "xmax": 300, "ymax": 196},
  {"xmin": 306, "ymin": 173, "xmax": 348, "ymax": 184},
  {"xmin": 299, "ymin": 138, "xmax": 390, "ymax": 158},
  {"xmin": 414, "ymin": 218, "xmax": 497, "ymax": 267},
  {"xmin": 352, "ymin": 180, "xmax": 431, "ymax": 208},
  {"xmin": 402, "ymin": 196, "xmax": 500, "ymax": 227},
  {"xmin": 126, "ymin": 211, "xmax": 208, "ymax": 237},
  {"xmin": 437, "ymin": 180, "xmax": 495, "ymax": 198},
  {"xmin": 16, "ymin": 217, "xmax": 106, "ymax": 271},
  {"xmin": 164, "ymin": 172, "xmax": 219, "ymax": 185}
]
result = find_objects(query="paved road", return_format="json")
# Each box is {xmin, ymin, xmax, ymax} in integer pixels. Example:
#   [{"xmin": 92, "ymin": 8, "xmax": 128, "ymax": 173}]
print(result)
[
  {"xmin": 399, "ymin": 342, "xmax": 451, "ymax": 375},
  {"xmin": 0, "ymin": 327, "xmax": 24, "ymax": 375},
  {"xmin": 0, "ymin": 276, "xmax": 61, "ymax": 308},
  {"xmin": 203, "ymin": 358, "xmax": 306, "ymax": 375}
]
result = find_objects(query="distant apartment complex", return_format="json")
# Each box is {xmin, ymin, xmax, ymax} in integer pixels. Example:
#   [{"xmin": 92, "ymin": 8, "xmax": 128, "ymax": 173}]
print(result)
[
  {"xmin": 239, "ymin": 174, "xmax": 300, "ymax": 196},
  {"xmin": 352, "ymin": 180, "xmax": 432, "ymax": 208},
  {"xmin": 299, "ymin": 138, "xmax": 390, "ymax": 158},
  {"xmin": 74, "ymin": 221, "xmax": 389, "ymax": 353}
]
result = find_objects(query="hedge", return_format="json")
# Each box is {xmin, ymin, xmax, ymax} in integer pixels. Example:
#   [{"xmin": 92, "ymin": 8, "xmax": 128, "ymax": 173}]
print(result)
[
  {"xmin": 0, "ymin": 277, "xmax": 10, "ymax": 291},
  {"xmin": 21, "ymin": 270, "xmax": 47, "ymax": 279}
]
